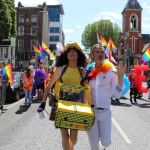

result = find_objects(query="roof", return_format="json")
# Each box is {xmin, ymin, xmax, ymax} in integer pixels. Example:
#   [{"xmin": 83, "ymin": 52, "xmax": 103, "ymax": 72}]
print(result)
[
  {"xmin": 142, "ymin": 43, "xmax": 150, "ymax": 53},
  {"xmin": 122, "ymin": 0, "xmax": 142, "ymax": 13},
  {"xmin": 142, "ymin": 34, "xmax": 150, "ymax": 45}
]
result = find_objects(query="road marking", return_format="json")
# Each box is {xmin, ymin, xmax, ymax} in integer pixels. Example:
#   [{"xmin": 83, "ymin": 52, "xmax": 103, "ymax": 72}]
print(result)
[
  {"xmin": 112, "ymin": 117, "xmax": 131, "ymax": 144},
  {"xmin": 6, "ymin": 99, "xmax": 24, "ymax": 110}
]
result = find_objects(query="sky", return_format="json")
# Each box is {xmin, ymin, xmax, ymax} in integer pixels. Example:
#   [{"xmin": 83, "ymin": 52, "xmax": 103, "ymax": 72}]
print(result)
[{"xmin": 15, "ymin": 0, "xmax": 150, "ymax": 48}]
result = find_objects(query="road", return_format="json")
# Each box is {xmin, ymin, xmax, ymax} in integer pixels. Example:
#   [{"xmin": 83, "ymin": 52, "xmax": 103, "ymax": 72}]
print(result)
[{"xmin": 0, "ymin": 92, "xmax": 150, "ymax": 150}]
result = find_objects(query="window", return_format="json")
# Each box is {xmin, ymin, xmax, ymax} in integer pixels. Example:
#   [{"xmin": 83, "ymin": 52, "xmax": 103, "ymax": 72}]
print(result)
[
  {"xmin": 18, "ymin": 40, "xmax": 24, "ymax": 51},
  {"xmin": 50, "ymin": 27, "xmax": 60, "ymax": 33},
  {"xmin": 31, "ymin": 15, "xmax": 37, "ymax": 23},
  {"xmin": 48, "ymin": 8, "xmax": 60, "ymax": 22},
  {"xmin": 130, "ymin": 15, "xmax": 138, "ymax": 30},
  {"xmin": 50, "ymin": 36, "xmax": 59, "ymax": 42},
  {"xmin": 19, "ymin": 15, "xmax": 24, "ymax": 23},
  {"xmin": 18, "ymin": 26, "xmax": 24, "ymax": 35},
  {"xmin": 3, "ymin": 47, "xmax": 8, "ymax": 58},
  {"xmin": 31, "ymin": 26, "xmax": 37, "ymax": 35}
]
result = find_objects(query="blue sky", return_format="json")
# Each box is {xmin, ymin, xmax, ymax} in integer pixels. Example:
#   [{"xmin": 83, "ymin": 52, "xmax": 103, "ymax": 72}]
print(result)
[{"xmin": 15, "ymin": 0, "xmax": 150, "ymax": 48}]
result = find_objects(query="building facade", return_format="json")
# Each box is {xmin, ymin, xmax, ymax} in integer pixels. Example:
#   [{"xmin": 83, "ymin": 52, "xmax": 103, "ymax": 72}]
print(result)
[
  {"xmin": 16, "ymin": 2, "xmax": 49, "ymax": 67},
  {"xmin": 47, "ymin": 5, "xmax": 65, "ymax": 51},
  {"xmin": 119, "ymin": 0, "xmax": 150, "ymax": 72}
]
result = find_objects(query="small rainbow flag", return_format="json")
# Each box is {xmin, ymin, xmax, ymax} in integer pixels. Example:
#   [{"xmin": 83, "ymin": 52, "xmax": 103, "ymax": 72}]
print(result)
[
  {"xmin": 100, "ymin": 35, "xmax": 107, "ymax": 47},
  {"xmin": 141, "ymin": 47, "xmax": 150, "ymax": 63},
  {"xmin": 33, "ymin": 45, "xmax": 42, "ymax": 56},
  {"xmin": 42, "ymin": 41, "xmax": 55, "ymax": 60},
  {"xmin": 3, "ymin": 64, "xmax": 13, "ymax": 84}
]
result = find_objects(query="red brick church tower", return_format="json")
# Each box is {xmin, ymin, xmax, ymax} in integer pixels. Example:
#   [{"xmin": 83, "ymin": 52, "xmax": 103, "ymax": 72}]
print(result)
[{"xmin": 122, "ymin": 0, "xmax": 143, "ymax": 55}]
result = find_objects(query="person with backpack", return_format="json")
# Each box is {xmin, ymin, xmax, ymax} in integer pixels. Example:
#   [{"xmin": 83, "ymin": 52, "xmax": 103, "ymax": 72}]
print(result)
[{"xmin": 38, "ymin": 42, "xmax": 90, "ymax": 150}]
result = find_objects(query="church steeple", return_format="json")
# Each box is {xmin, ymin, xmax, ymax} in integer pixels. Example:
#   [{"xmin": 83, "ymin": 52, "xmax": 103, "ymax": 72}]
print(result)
[{"xmin": 122, "ymin": 0, "xmax": 142, "ymax": 13}]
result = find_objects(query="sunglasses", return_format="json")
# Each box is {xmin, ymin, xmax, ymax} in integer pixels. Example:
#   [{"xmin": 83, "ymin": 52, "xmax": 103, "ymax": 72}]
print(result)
[{"xmin": 93, "ymin": 50, "xmax": 105, "ymax": 54}]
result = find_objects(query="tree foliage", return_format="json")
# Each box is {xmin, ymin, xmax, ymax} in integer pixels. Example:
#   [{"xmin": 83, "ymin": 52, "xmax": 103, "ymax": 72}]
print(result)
[
  {"xmin": 0, "ymin": 0, "xmax": 16, "ymax": 40},
  {"xmin": 81, "ymin": 19, "xmax": 120, "ymax": 49}
]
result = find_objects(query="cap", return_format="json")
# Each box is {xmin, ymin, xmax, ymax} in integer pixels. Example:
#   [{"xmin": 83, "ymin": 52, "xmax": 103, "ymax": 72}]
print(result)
[{"xmin": 64, "ymin": 42, "xmax": 81, "ymax": 51}]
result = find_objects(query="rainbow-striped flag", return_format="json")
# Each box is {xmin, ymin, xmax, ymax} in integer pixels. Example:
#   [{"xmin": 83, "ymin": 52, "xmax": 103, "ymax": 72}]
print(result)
[
  {"xmin": 2, "ymin": 64, "xmax": 13, "ymax": 84},
  {"xmin": 42, "ymin": 41, "xmax": 55, "ymax": 60},
  {"xmin": 141, "ymin": 48, "xmax": 150, "ymax": 63},
  {"xmin": 33, "ymin": 45, "xmax": 42, "ymax": 56},
  {"xmin": 100, "ymin": 35, "xmax": 107, "ymax": 47},
  {"xmin": 109, "ymin": 38, "xmax": 117, "ymax": 54}
]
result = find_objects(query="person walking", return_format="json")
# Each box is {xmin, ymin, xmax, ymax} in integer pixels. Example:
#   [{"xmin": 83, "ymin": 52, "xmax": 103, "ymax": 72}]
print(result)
[
  {"xmin": 87, "ymin": 44, "xmax": 125, "ymax": 150},
  {"xmin": 128, "ymin": 69, "xmax": 137, "ymax": 104},
  {"xmin": 39, "ymin": 42, "xmax": 90, "ymax": 150},
  {"xmin": 147, "ymin": 73, "xmax": 150, "ymax": 100},
  {"xmin": 23, "ymin": 68, "xmax": 33, "ymax": 106},
  {"xmin": 0, "ymin": 62, "xmax": 8, "ymax": 112}
]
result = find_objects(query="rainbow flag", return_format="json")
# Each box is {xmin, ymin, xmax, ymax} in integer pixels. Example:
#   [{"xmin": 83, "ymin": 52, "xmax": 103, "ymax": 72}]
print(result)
[
  {"xmin": 3, "ymin": 64, "xmax": 13, "ymax": 84},
  {"xmin": 109, "ymin": 38, "xmax": 117, "ymax": 54},
  {"xmin": 100, "ymin": 35, "xmax": 107, "ymax": 46},
  {"xmin": 97, "ymin": 32, "xmax": 102, "ymax": 45},
  {"xmin": 141, "ymin": 48, "xmax": 150, "ymax": 63},
  {"xmin": 33, "ymin": 45, "xmax": 42, "ymax": 56},
  {"xmin": 42, "ymin": 41, "xmax": 55, "ymax": 60},
  {"xmin": 105, "ymin": 40, "xmax": 117, "ymax": 65}
]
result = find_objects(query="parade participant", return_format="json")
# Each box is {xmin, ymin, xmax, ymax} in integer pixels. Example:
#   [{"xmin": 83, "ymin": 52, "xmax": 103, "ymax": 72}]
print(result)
[
  {"xmin": 39, "ymin": 42, "xmax": 88, "ymax": 150},
  {"xmin": 0, "ymin": 62, "xmax": 8, "ymax": 112},
  {"xmin": 23, "ymin": 68, "xmax": 33, "ymax": 106},
  {"xmin": 128, "ymin": 69, "xmax": 137, "ymax": 104},
  {"xmin": 147, "ymin": 73, "xmax": 150, "ymax": 100},
  {"xmin": 87, "ymin": 44, "xmax": 125, "ymax": 150}
]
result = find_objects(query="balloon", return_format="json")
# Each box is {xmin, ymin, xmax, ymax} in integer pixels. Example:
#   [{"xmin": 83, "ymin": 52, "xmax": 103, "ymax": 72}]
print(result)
[
  {"xmin": 86, "ymin": 62, "xmax": 95, "ymax": 71},
  {"xmin": 122, "ymin": 75, "xmax": 130, "ymax": 96}
]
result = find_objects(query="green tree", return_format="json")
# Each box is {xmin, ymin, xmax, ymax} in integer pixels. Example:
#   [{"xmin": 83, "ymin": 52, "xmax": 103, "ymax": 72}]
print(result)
[
  {"xmin": 0, "ymin": 0, "xmax": 16, "ymax": 40},
  {"xmin": 81, "ymin": 19, "xmax": 120, "ymax": 49}
]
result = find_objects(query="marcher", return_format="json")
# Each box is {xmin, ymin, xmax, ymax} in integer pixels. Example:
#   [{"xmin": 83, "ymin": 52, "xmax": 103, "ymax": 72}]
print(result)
[
  {"xmin": 128, "ymin": 69, "xmax": 137, "ymax": 103},
  {"xmin": 0, "ymin": 62, "xmax": 8, "ymax": 112},
  {"xmin": 23, "ymin": 68, "xmax": 33, "ymax": 106},
  {"xmin": 87, "ymin": 44, "xmax": 125, "ymax": 150},
  {"xmin": 39, "ymin": 42, "xmax": 89, "ymax": 150},
  {"xmin": 147, "ymin": 73, "xmax": 150, "ymax": 100}
]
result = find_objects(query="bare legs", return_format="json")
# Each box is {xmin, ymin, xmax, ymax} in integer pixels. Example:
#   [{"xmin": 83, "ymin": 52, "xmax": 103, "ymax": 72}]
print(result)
[{"xmin": 60, "ymin": 128, "xmax": 78, "ymax": 150}]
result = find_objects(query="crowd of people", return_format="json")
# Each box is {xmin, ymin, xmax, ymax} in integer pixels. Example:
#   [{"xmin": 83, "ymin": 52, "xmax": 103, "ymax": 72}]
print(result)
[{"xmin": 0, "ymin": 42, "xmax": 150, "ymax": 150}]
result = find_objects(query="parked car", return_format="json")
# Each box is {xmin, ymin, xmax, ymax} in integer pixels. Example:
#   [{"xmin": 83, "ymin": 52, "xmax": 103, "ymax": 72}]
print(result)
[{"xmin": 6, "ymin": 72, "xmax": 24, "ymax": 101}]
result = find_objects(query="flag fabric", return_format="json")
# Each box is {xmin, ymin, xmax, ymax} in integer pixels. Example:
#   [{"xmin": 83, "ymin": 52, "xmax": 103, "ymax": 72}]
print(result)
[
  {"xmin": 97, "ymin": 32, "xmax": 102, "ymax": 45},
  {"xmin": 100, "ymin": 35, "xmax": 107, "ymax": 46},
  {"xmin": 141, "ymin": 48, "xmax": 150, "ymax": 63},
  {"xmin": 105, "ymin": 39, "xmax": 117, "ymax": 65},
  {"xmin": 2, "ymin": 64, "xmax": 13, "ymax": 84},
  {"xmin": 42, "ymin": 41, "xmax": 55, "ymax": 60},
  {"xmin": 109, "ymin": 38, "xmax": 117, "ymax": 54},
  {"xmin": 33, "ymin": 45, "xmax": 42, "ymax": 56}
]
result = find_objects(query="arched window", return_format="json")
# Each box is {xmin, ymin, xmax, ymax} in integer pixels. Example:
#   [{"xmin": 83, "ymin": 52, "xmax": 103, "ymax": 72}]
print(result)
[{"xmin": 130, "ymin": 15, "xmax": 138, "ymax": 30}]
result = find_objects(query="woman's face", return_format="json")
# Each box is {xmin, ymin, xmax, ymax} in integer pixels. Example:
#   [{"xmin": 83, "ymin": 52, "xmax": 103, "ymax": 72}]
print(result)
[
  {"xmin": 67, "ymin": 49, "xmax": 78, "ymax": 60},
  {"xmin": 91, "ymin": 46, "xmax": 105, "ymax": 62}
]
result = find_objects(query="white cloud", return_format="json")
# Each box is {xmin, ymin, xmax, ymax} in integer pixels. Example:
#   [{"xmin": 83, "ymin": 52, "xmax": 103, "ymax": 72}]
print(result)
[
  {"xmin": 94, "ymin": 12, "xmax": 122, "ymax": 22},
  {"xmin": 75, "ymin": 25, "xmax": 82, "ymax": 29},
  {"xmin": 63, "ymin": 28, "xmax": 75, "ymax": 33},
  {"xmin": 15, "ymin": 0, "xmax": 59, "ymax": 6}
]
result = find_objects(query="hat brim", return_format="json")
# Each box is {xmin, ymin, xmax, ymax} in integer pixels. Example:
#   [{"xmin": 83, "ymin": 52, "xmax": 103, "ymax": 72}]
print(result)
[{"xmin": 64, "ymin": 42, "xmax": 81, "ymax": 51}]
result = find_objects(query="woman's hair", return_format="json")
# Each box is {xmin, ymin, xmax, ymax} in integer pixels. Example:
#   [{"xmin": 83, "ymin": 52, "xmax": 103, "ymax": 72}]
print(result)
[
  {"xmin": 26, "ymin": 68, "xmax": 31, "ymax": 78},
  {"xmin": 56, "ymin": 49, "xmax": 86, "ymax": 68}
]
